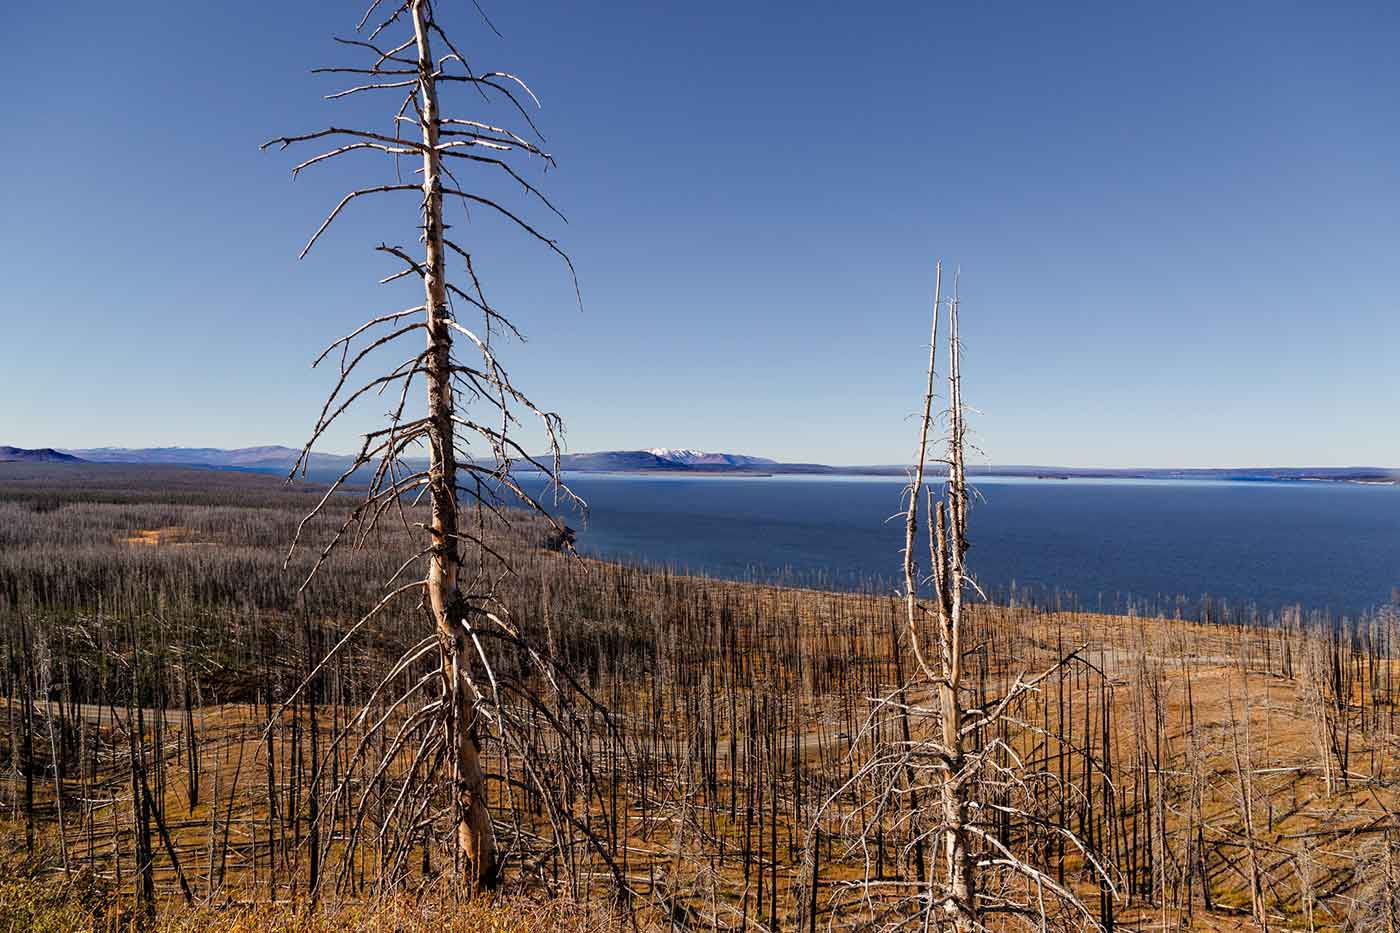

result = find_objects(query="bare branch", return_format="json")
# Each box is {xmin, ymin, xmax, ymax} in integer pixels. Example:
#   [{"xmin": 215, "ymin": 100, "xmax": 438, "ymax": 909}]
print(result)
[{"xmin": 299, "ymin": 184, "xmax": 418, "ymax": 258}]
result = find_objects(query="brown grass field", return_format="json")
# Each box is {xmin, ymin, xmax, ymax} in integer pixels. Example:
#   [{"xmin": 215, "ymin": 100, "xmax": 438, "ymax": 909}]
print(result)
[{"xmin": 2, "ymin": 462, "xmax": 1399, "ymax": 931}]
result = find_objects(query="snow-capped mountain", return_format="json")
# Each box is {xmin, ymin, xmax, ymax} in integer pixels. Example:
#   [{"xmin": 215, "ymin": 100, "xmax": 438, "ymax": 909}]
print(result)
[{"xmin": 647, "ymin": 448, "xmax": 778, "ymax": 467}]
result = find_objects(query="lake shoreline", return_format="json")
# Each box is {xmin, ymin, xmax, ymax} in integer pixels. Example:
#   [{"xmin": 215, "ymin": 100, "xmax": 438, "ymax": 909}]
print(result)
[{"xmin": 545, "ymin": 471, "xmax": 1400, "ymax": 619}]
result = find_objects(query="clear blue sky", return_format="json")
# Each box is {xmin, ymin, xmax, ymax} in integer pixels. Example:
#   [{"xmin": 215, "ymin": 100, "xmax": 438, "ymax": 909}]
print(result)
[{"xmin": 2, "ymin": 0, "xmax": 1396, "ymax": 467}]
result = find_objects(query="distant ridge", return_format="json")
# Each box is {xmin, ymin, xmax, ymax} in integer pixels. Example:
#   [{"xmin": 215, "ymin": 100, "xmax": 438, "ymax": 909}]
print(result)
[
  {"xmin": 68, "ymin": 445, "xmax": 300, "ymax": 467},
  {"xmin": 646, "ymin": 448, "xmax": 778, "ymax": 468},
  {"xmin": 64, "ymin": 445, "xmax": 346, "ymax": 474},
  {"xmin": 0, "ymin": 446, "xmax": 85, "ymax": 464},
  {"xmin": 555, "ymin": 450, "xmax": 689, "ymax": 472},
  {"xmin": 10, "ymin": 445, "xmax": 1396, "ymax": 486}
]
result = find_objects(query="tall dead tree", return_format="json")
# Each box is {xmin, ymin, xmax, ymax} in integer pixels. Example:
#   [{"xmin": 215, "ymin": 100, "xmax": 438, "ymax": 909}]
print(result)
[
  {"xmin": 834, "ymin": 268, "xmax": 1115, "ymax": 930},
  {"xmin": 934, "ymin": 270, "xmax": 982, "ymax": 929},
  {"xmin": 265, "ymin": 0, "xmax": 587, "ymax": 893}
]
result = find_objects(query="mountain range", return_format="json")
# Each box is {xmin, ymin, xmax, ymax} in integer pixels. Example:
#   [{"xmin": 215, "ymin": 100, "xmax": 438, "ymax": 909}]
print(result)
[
  {"xmin": 52, "ymin": 445, "xmax": 787, "ymax": 475},
  {"xmin": 66, "ymin": 445, "xmax": 353, "ymax": 472},
  {"xmin": 0, "ymin": 446, "xmax": 84, "ymax": 464},
  {"xmin": 0, "ymin": 445, "xmax": 1394, "ymax": 485},
  {"xmin": 52, "ymin": 445, "xmax": 812, "ymax": 476},
  {"xmin": 646, "ymin": 448, "xmax": 777, "ymax": 468}
]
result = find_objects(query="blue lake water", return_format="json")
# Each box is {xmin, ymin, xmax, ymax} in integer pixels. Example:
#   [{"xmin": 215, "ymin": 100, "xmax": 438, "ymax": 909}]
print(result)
[{"xmin": 539, "ymin": 473, "xmax": 1400, "ymax": 618}]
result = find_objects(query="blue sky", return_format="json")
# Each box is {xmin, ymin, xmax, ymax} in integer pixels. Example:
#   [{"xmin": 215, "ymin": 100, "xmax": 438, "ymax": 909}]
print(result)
[{"xmin": 2, "ymin": 0, "xmax": 1396, "ymax": 467}]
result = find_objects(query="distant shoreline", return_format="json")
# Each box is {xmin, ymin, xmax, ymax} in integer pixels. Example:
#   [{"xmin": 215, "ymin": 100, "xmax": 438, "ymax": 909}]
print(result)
[
  {"xmin": 541, "ymin": 466, "xmax": 1399, "ymax": 486},
  {"xmin": 4, "ymin": 446, "xmax": 1397, "ymax": 488}
]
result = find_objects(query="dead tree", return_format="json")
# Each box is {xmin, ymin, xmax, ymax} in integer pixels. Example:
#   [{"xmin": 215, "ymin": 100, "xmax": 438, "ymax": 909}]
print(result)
[
  {"xmin": 265, "ymin": 0, "xmax": 594, "ymax": 894},
  {"xmin": 831, "ymin": 268, "xmax": 1115, "ymax": 930}
]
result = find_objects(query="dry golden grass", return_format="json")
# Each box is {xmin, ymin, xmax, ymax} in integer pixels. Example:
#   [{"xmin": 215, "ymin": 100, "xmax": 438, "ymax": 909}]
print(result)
[
  {"xmin": 120, "ymin": 527, "xmax": 218, "ymax": 547},
  {"xmin": 11, "ymin": 594, "xmax": 1398, "ymax": 930},
  {"xmin": 5, "ymin": 501, "xmax": 1397, "ymax": 929},
  {"xmin": 0, "ymin": 834, "xmax": 634, "ymax": 933}
]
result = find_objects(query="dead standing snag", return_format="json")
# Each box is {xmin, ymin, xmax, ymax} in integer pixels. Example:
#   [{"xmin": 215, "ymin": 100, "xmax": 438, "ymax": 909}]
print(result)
[
  {"xmin": 266, "ymin": 0, "xmax": 590, "ymax": 894},
  {"xmin": 835, "ymin": 268, "xmax": 1116, "ymax": 930}
]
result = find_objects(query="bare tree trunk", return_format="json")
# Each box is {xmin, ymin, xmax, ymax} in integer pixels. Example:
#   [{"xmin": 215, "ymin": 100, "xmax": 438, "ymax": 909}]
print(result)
[
  {"xmin": 411, "ymin": 0, "xmax": 497, "ymax": 890},
  {"xmin": 1228, "ymin": 683, "xmax": 1266, "ymax": 932},
  {"xmin": 857, "ymin": 269, "xmax": 1107, "ymax": 928},
  {"xmin": 897, "ymin": 263, "xmax": 975, "ymax": 928},
  {"xmin": 270, "ymin": 0, "xmax": 583, "ymax": 895},
  {"xmin": 936, "ymin": 281, "xmax": 975, "ymax": 931},
  {"xmin": 904, "ymin": 262, "xmax": 942, "ymax": 682},
  {"xmin": 892, "ymin": 262, "xmax": 941, "ymax": 895}
]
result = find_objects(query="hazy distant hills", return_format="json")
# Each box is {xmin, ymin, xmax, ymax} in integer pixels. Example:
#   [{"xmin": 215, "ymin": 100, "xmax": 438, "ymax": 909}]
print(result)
[
  {"xmin": 65, "ymin": 445, "xmax": 346, "ymax": 474},
  {"xmin": 0, "ymin": 446, "xmax": 85, "ymax": 464},
  {"xmin": 77, "ymin": 445, "xmax": 296, "ymax": 467},
  {"xmin": 51, "ymin": 446, "xmax": 796, "ymax": 476},
  {"xmin": 2, "ymin": 445, "xmax": 1393, "ymax": 485}
]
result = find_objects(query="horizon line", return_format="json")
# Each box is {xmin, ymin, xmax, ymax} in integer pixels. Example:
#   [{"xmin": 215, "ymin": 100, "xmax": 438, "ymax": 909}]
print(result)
[{"xmin": 13, "ymin": 442, "xmax": 1396, "ymax": 475}]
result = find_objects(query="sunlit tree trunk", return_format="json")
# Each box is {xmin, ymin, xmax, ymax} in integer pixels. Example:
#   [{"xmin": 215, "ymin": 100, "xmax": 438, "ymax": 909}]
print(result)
[{"xmin": 410, "ymin": 0, "xmax": 497, "ymax": 889}]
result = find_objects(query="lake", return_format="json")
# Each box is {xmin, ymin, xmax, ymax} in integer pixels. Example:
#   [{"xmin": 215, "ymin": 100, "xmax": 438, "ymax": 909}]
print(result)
[{"xmin": 538, "ymin": 473, "xmax": 1400, "ymax": 618}]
